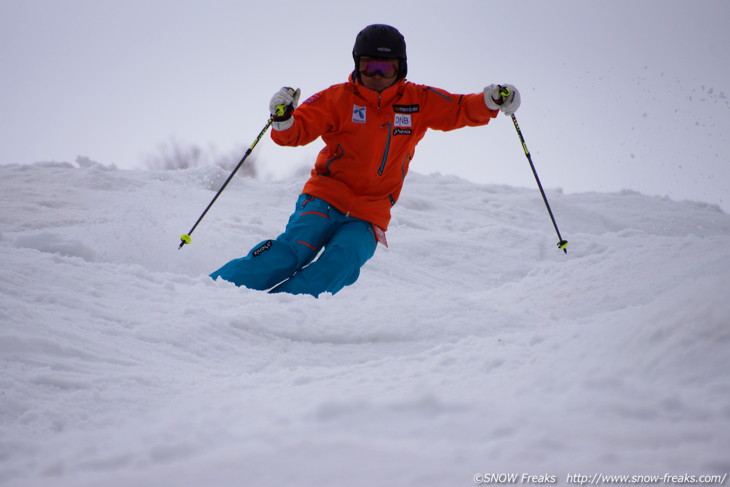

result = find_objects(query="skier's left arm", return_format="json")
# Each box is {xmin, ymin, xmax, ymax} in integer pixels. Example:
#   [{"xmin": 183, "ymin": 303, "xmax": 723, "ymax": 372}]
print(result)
[{"xmin": 422, "ymin": 83, "xmax": 521, "ymax": 131}]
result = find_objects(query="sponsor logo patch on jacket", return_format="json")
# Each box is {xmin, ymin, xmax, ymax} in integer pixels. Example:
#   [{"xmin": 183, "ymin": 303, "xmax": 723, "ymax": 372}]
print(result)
[
  {"xmin": 394, "ymin": 113, "xmax": 412, "ymax": 127},
  {"xmin": 352, "ymin": 105, "xmax": 366, "ymax": 123},
  {"xmin": 393, "ymin": 104, "xmax": 420, "ymax": 113},
  {"xmin": 393, "ymin": 113, "xmax": 412, "ymax": 135}
]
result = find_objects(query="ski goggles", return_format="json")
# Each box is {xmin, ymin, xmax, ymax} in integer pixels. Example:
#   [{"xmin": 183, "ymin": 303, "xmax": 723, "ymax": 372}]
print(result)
[{"xmin": 358, "ymin": 58, "xmax": 399, "ymax": 79}]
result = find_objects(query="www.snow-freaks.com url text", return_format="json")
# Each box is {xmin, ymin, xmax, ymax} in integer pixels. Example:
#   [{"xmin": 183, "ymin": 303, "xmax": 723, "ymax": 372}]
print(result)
[{"xmin": 473, "ymin": 473, "xmax": 728, "ymax": 485}]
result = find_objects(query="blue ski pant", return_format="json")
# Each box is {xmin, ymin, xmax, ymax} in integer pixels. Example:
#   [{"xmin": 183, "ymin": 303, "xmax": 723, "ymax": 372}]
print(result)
[{"xmin": 209, "ymin": 194, "xmax": 378, "ymax": 297}]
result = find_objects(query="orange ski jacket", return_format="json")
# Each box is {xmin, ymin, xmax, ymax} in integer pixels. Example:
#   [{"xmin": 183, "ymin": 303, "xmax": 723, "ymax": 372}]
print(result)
[{"xmin": 271, "ymin": 76, "xmax": 499, "ymax": 231}]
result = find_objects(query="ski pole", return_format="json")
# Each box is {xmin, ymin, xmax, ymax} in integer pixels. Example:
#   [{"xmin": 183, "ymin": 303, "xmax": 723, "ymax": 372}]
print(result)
[
  {"xmin": 178, "ymin": 117, "xmax": 272, "ymax": 249},
  {"xmin": 179, "ymin": 89, "xmax": 300, "ymax": 249},
  {"xmin": 179, "ymin": 114, "xmax": 284, "ymax": 250},
  {"xmin": 499, "ymin": 86, "xmax": 568, "ymax": 254}
]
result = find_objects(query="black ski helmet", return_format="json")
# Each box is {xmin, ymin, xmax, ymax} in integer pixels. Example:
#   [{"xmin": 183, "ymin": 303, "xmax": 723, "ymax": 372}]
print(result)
[{"xmin": 352, "ymin": 24, "xmax": 407, "ymax": 81}]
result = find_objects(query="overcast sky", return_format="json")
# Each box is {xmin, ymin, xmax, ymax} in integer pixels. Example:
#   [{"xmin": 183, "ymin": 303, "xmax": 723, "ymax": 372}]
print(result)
[{"xmin": 2, "ymin": 0, "xmax": 728, "ymax": 211}]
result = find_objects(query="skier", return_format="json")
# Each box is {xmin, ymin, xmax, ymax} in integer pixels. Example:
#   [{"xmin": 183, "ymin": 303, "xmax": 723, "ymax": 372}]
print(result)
[{"xmin": 210, "ymin": 24, "xmax": 521, "ymax": 297}]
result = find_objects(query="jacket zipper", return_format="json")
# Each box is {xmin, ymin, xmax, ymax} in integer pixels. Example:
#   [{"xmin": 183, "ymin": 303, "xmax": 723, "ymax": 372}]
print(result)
[{"xmin": 378, "ymin": 122, "xmax": 392, "ymax": 176}]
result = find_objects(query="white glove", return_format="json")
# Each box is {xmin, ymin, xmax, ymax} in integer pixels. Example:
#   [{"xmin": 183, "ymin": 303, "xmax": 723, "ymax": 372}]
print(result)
[
  {"xmin": 484, "ymin": 84, "xmax": 521, "ymax": 116},
  {"xmin": 269, "ymin": 87, "xmax": 301, "ymax": 130}
]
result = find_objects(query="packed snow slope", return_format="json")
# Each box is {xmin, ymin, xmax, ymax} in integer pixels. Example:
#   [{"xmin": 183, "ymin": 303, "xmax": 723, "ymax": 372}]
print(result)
[{"xmin": 1, "ymin": 160, "xmax": 729, "ymax": 487}]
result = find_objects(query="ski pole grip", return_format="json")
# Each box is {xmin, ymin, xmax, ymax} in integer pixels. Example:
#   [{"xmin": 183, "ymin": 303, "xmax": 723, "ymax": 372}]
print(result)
[
  {"xmin": 274, "ymin": 104, "xmax": 289, "ymax": 117},
  {"xmin": 498, "ymin": 85, "xmax": 512, "ymax": 103},
  {"xmin": 273, "ymin": 87, "xmax": 300, "ymax": 120}
]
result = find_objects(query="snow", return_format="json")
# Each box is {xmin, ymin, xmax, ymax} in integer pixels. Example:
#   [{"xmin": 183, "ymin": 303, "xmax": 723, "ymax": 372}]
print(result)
[{"xmin": 1, "ymin": 159, "xmax": 730, "ymax": 486}]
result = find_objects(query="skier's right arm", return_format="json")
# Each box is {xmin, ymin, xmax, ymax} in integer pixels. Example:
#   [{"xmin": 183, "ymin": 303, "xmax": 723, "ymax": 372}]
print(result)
[{"xmin": 270, "ymin": 87, "xmax": 333, "ymax": 147}]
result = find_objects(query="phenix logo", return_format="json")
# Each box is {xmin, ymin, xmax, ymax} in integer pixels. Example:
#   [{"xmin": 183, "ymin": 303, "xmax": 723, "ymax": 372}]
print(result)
[
  {"xmin": 352, "ymin": 105, "xmax": 366, "ymax": 123},
  {"xmin": 252, "ymin": 240, "xmax": 273, "ymax": 257}
]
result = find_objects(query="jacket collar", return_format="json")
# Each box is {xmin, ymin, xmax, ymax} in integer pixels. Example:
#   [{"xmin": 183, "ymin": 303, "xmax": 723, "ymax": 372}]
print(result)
[{"xmin": 349, "ymin": 73, "xmax": 406, "ymax": 108}]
